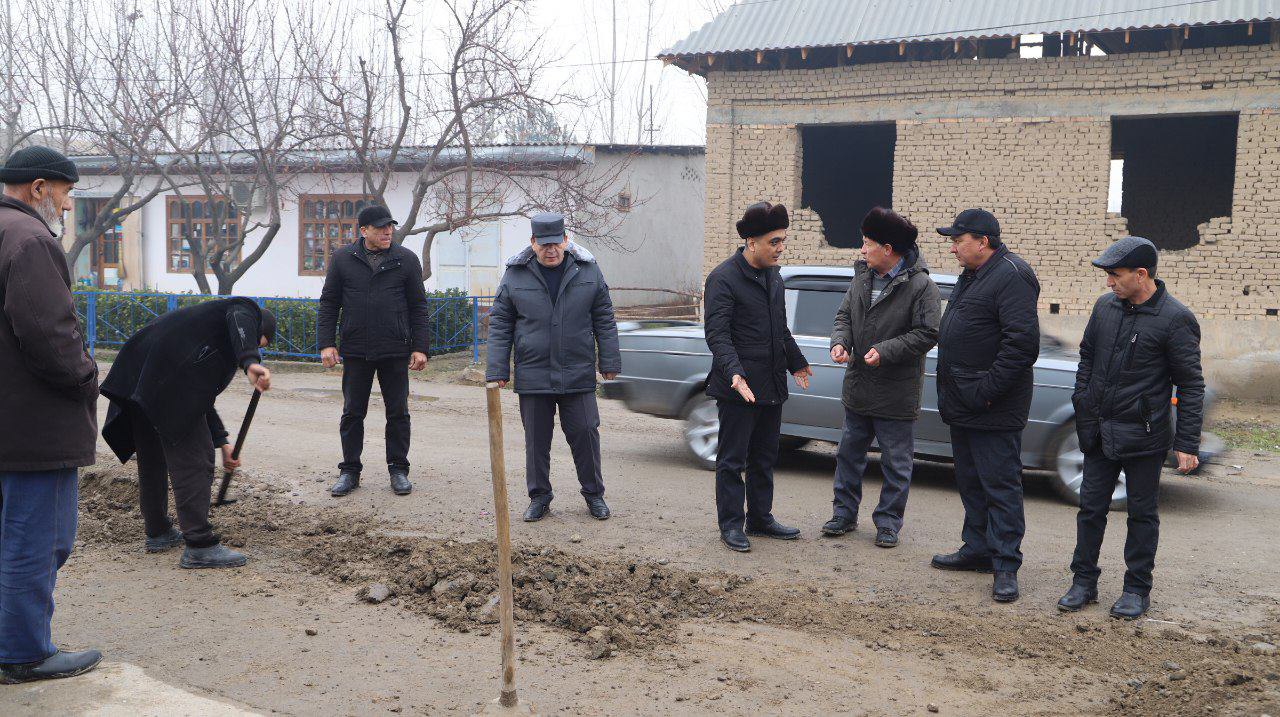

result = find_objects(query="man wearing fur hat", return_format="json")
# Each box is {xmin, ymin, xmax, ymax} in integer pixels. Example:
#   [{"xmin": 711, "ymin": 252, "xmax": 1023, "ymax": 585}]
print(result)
[
  {"xmin": 822, "ymin": 208, "xmax": 940, "ymax": 548},
  {"xmin": 703, "ymin": 201, "xmax": 813, "ymax": 552},
  {"xmin": 486, "ymin": 212, "xmax": 621, "ymax": 523}
]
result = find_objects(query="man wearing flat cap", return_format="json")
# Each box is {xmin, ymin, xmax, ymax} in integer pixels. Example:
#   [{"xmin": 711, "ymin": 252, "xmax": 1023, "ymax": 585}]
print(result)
[
  {"xmin": 319, "ymin": 204, "xmax": 431, "ymax": 498},
  {"xmin": 822, "ymin": 207, "xmax": 940, "ymax": 549},
  {"xmin": 704, "ymin": 201, "xmax": 813, "ymax": 552},
  {"xmin": 930, "ymin": 208, "xmax": 1040, "ymax": 604},
  {"xmin": 0, "ymin": 146, "xmax": 104, "ymax": 682},
  {"xmin": 1057, "ymin": 237, "xmax": 1203, "ymax": 620},
  {"xmin": 486, "ymin": 212, "xmax": 621, "ymax": 522}
]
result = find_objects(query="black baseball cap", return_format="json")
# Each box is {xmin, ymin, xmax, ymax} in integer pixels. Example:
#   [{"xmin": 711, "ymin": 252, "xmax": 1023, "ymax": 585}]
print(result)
[
  {"xmin": 357, "ymin": 205, "xmax": 397, "ymax": 228},
  {"xmin": 937, "ymin": 208, "xmax": 1001, "ymax": 239}
]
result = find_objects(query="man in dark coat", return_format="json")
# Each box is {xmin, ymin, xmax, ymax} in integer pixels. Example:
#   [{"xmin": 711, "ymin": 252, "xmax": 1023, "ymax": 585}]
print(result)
[
  {"xmin": 1057, "ymin": 237, "xmax": 1203, "ymax": 620},
  {"xmin": 101, "ymin": 298, "xmax": 274, "ymax": 569},
  {"xmin": 486, "ymin": 212, "xmax": 621, "ymax": 522},
  {"xmin": 704, "ymin": 201, "xmax": 813, "ymax": 553},
  {"xmin": 930, "ymin": 209, "xmax": 1040, "ymax": 603},
  {"xmin": 823, "ymin": 207, "xmax": 941, "ymax": 548},
  {"xmin": 318, "ymin": 205, "xmax": 430, "ymax": 498},
  {"xmin": 0, "ymin": 146, "xmax": 103, "ymax": 683}
]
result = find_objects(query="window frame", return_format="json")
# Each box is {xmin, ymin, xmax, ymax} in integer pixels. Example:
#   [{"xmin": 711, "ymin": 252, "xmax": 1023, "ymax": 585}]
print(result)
[
  {"xmin": 164, "ymin": 195, "xmax": 245, "ymax": 274},
  {"xmin": 297, "ymin": 194, "xmax": 370, "ymax": 276}
]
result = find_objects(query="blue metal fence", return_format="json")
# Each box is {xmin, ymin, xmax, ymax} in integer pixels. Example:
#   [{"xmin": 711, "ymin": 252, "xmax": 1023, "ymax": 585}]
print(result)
[{"xmin": 74, "ymin": 291, "xmax": 496, "ymax": 363}]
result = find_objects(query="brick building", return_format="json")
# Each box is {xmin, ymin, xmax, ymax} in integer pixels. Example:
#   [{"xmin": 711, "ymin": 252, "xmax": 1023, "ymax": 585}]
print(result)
[{"xmin": 663, "ymin": 1, "xmax": 1280, "ymax": 396}]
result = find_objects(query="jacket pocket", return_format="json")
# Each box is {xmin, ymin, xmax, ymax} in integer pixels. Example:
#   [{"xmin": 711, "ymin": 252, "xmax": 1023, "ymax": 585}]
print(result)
[{"xmin": 949, "ymin": 367, "xmax": 989, "ymax": 413}]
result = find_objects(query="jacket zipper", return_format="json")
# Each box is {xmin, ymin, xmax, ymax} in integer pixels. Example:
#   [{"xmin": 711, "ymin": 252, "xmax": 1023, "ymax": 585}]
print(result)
[
  {"xmin": 1124, "ymin": 332, "xmax": 1139, "ymax": 371},
  {"xmin": 1139, "ymin": 396, "xmax": 1152, "ymax": 434}
]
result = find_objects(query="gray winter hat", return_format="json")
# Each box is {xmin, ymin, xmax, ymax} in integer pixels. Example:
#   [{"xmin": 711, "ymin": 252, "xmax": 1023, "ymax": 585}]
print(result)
[{"xmin": 1092, "ymin": 236, "xmax": 1158, "ymax": 272}]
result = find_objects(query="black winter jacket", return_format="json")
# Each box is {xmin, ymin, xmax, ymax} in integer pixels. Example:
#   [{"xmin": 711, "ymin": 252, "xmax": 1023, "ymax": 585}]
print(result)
[
  {"xmin": 1073, "ymin": 282, "xmax": 1204, "ymax": 460},
  {"xmin": 703, "ymin": 248, "xmax": 808, "ymax": 406},
  {"xmin": 317, "ymin": 241, "xmax": 430, "ymax": 360},
  {"xmin": 830, "ymin": 249, "xmax": 941, "ymax": 421},
  {"xmin": 101, "ymin": 298, "xmax": 265, "ymax": 461},
  {"xmin": 936, "ymin": 245, "xmax": 1041, "ymax": 431}
]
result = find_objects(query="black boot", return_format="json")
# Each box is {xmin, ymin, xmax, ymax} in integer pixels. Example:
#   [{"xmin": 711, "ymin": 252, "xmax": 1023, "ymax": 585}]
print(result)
[
  {"xmin": 1109, "ymin": 591, "xmax": 1150, "ymax": 620},
  {"xmin": 523, "ymin": 498, "xmax": 551, "ymax": 522},
  {"xmin": 746, "ymin": 519, "xmax": 800, "ymax": 540},
  {"xmin": 720, "ymin": 528, "xmax": 751, "ymax": 552},
  {"xmin": 389, "ymin": 468, "xmax": 412, "ymax": 496},
  {"xmin": 0, "ymin": 649, "xmax": 102, "ymax": 685},
  {"xmin": 330, "ymin": 471, "xmax": 360, "ymax": 497},
  {"xmin": 993, "ymin": 571, "xmax": 1020, "ymax": 603},
  {"xmin": 821, "ymin": 516, "xmax": 856, "ymax": 536},
  {"xmin": 930, "ymin": 550, "xmax": 994, "ymax": 573},
  {"xmin": 585, "ymin": 495, "xmax": 610, "ymax": 520},
  {"xmin": 144, "ymin": 526, "xmax": 183, "ymax": 553},
  {"xmin": 874, "ymin": 527, "xmax": 899, "ymax": 548},
  {"xmin": 1057, "ymin": 583, "xmax": 1098, "ymax": 612},
  {"xmin": 180, "ymin": 543, "xmax": 247, "ymax": 569}
]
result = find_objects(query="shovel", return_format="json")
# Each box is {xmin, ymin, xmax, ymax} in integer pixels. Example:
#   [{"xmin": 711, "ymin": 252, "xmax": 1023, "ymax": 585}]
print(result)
[{"xmin": 214, "ymin": 389, "xmax": 261, "ymax": 507}]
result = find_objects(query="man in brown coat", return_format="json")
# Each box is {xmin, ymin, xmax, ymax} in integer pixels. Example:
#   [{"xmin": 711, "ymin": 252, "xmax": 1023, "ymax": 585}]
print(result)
[{"xmin": 0, "ymin": 146, "xmax": 103, "ymax": 683}]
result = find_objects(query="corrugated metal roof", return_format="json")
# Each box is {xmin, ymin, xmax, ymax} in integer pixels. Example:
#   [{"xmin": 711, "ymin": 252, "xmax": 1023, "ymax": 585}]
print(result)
[{"xmin": 661, "ymin": 0, "xmax": 1280, "ymax": 57}]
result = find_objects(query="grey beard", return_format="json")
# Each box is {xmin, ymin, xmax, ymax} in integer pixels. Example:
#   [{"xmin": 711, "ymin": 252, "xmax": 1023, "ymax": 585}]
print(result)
[{"xmin": 35, "ymin": 194, "xmax": 63, "ymax": 236}]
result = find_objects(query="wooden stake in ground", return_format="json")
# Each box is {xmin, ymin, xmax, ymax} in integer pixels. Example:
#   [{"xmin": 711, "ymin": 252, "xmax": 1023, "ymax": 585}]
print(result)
[{"xmin": 478, "ymin": 383, "xmax": 533, "ymax": 715}]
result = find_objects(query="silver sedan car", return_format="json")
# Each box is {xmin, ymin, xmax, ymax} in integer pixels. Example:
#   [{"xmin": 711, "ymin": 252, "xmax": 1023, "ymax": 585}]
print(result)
[{"xmin": 601, "ymin": 266, "xmax": 1221, "ymax": 509}]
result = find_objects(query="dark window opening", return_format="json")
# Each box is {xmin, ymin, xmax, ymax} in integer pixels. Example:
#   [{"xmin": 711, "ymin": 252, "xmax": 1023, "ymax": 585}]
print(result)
[
  {"xmin": 1111, "ymin": 114, "xmax": 1238, "ymax": 251},
  {"xmin": 800, "ymin": 123, "xmax": 895, "ymax": 249},
  {"xmin": 1049, "ymin": 303, "xmax": 1060, "ymax": 315}
]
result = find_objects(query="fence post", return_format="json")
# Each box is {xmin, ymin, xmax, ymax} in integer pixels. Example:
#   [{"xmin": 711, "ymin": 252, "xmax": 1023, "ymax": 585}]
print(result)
[
  {"xmin": 472, "ymin": 296, "xmax": 480, "ymax": 364},
  {"xmin": 86, "ymin": 293, "xmax": 97, "ymax": 358},
  {"xmin": 167, "ymin": 295, "xmax": 178, "ymax": 313}
]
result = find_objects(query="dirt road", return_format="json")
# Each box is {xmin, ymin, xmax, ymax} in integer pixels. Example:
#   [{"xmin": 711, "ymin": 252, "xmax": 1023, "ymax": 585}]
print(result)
[{"xmin": 4, "ymin": 367, "xmax": 1278, "ymax": 716}]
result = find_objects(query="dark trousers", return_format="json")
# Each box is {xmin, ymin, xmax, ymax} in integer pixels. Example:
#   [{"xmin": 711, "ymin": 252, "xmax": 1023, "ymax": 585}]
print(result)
[
  {"xmin": 518, "ymin": 392, "xmax": 605, "ymax": 501},
  {"xmin": 715, "ymin": 401, "xmax": 783, "ymax": 533},
  {"xmin": 950, "ymin": 426, "xmax": 1026, "ymax": 573},
  {"xmin": 339, "ymin": 356, "xmax": 411, "ymax": 473},
  {"xmin": 0, "ymin": 469, "xmax": 78, "ymax": 664},
  {"xmin": 832, "ymin": 408, "xmax": 915, "ymax": 532},
  {"xmin": 131, "ymin": 408, "xmax": 219, "ymax": 548},
  {"xmin": 1070, "ymin": 449, "xmax": 1165, "ymax": 596}
]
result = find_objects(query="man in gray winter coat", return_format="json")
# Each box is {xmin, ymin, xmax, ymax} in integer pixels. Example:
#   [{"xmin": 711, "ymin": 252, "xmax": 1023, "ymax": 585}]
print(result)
[
  {"xmin": 822, "ymin": 208, "xmax": 941, "ymax": 548},
  {"xmin": 486, "ymin": 212, "xmax": 621, "ymax": 522}
]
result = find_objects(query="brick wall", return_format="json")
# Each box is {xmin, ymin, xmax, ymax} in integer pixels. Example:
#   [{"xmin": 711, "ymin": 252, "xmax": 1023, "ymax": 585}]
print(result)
[{"xmin": 701, "ymin": 44, "xmax": 1280, "ymax": 322}]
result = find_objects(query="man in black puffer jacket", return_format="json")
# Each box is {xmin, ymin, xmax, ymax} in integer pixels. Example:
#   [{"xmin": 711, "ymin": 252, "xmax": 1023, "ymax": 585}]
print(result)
[
  {"xmin": 930, "ymin": 209, "xmax": 1040, "ymax": 604},
  {"xmin": 1057, "ymin": 237, "xmax": 1203, "ymax": 620}
]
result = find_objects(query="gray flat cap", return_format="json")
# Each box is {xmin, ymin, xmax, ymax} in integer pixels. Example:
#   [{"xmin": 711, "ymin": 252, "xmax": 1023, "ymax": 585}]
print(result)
[
  {"xmin": 530, "ymin": 212, "xmax": 565, "ymax": 244},
  {"xmin": 1092, "ymin": 236, "xmax": 1158, "ymax": 271}
]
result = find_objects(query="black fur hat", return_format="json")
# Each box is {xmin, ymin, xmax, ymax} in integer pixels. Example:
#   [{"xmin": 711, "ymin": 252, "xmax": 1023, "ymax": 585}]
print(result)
[
  {"xmin": 736, "ymin": 201, "xmax": 789, "ymax": 240},
  {"xmin": 861, "ymin": 206, "xmax": 917, "ymax": 254}
]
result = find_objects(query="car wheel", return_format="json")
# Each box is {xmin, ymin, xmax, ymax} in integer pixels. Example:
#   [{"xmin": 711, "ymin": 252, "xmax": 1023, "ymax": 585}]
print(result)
[
  {"xmin": 682, "ymin": 395, "xmax": 719, "ymax": 471},
  {"xmin": 1048, "ymin": 422, "xmax": 1128, "ymax": 511}
]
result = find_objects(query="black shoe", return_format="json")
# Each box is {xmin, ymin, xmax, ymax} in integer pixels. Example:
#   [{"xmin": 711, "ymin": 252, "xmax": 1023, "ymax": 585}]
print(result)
[
  {"xmin": 389, "ymin": 468, "xmax": 412, "ymax": 496},
  {"xmin": 1057, "ymin": 583, "xmax": 1099, "ymax": 612},
  {"xmin": 1109, "ymin": 591, "xmax": 1150, "ymax": 620},
  {"xmin": 144, "ymin": 527, "xmax": 183, "ymax": 553},
  {"xmin": 993, "ymin": 571, "xmax": 1020, "ymax": 603},
  {"xmin": 720, "ymin": 528, "xmax": 751, "ymax": 552},
  {"xmin": 180, "ymin": 543, "xmax": 247, "ymax": 569},
  {"xmin": 930, "ymin": 550, "xmax": 994, "ymax": 573},
  {"xmin": 330, "ymin": 471, "xmax": 360, "ymax": 497},
  {"xmin": 585, "ymin": 495, "xmax": 610, "ymax": 520},
  {"xmin": 821, "ymin": 516, "xmax": 856, "ymax": 536},
  {"xmin": 746, "ymin": 519, "xmax": 800, "ymax": 540},
  {"xmin": 0, "ymin": 649, "xmax": 102, "ymax": 685},
  {"xmin": 523, "ymin": 499, "xmax": 551, "ymax": 522},
  {"xmin": 874, "ymin": 527, "xmax": 899, "ymax": 548}
]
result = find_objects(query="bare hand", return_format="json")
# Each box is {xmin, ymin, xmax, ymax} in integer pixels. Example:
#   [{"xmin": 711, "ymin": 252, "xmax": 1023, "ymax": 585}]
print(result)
[
  {"xmin": 321, "ymin": 347, "xmax": 340, "ymax": 368},
  {"xmin": 409, "ymin": 352, "xmax": 428, "ymax": 371},
  {"xmin": 1175, "ymin": 451, "xmax": 1199, "ymax": 474},
  {"xmin": 246, "ymin": 363, "xmax": 271, "ymax": 392},
  {"xmin": 793, "ymin": 366, "xmax": 813, "ymax": 390},
  {"xmin": 602, "ymin": 372, "xmax": 618, "ymax": 381},
  {"xmin": 496, "ymin": 380, "xmax": 508, "ymax": 388},
  {"xmin": 731, "ymin": 374, "xmax": 756, "ymax": 403},
  {"xmin": 221, "ymin": 444, "xmax": 241, "ymax": 470},
  {"xmin": 863, "ymin": 348, "xmax": 881, "ymax": 367},
  {"xmin": 830, "ymin": 345, "xmax": 849, "ymax": 364}
]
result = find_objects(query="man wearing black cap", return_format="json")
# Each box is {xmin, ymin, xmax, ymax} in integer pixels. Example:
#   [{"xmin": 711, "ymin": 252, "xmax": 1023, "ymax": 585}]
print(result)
[
  {"xmin": 822, "ymin": 207, "xmax": 940, "ymax": 548},
  {"xmin": 0, "ymin": 146, "xmax": 103, "ymax": 682},
  {"xmin": 703, "ymin": 201, "xmax": 813, "ymax": 552},
  {"xmin": 1057, "ymin": 237, "xmax": 1203, "ymax": 620},
  {"xmin": 486, "ymin": 212, "xmax": 621, "ymax": 522},
  {"xmin": 101, "ymin": 299, "xmax": 275, "ymax": 568},
  {"xmin": 931, "ymin": 209, "xmax": 1040, "ymax": 603},
  {"xmin": 318, "ymin": 205, "xmax": 431, "ymax": 498}
]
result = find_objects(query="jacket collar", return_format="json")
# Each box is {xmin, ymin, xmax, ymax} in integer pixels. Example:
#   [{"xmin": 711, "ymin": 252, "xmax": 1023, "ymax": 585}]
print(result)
[
  {"xmin": 732, "ymin": 246, "xmax": 774, "ymax": 288},
  {"xmin": 1121, "ymin": 279, "xmax": 1168, "ymax": 315},
  {"xmin": 970, "ymin": 243, "xmax": 1010, "ymax": 281},
  {"xmin": 505, "ymin": 241, "xmax": 597, "ymax": 268},
  {"xmin": 0, "ymin": 195, "xmax": 54, "ymax": 235},
  {"xmin": 349, "ymin": 239, "xmax": 403, "ymax": 270}
]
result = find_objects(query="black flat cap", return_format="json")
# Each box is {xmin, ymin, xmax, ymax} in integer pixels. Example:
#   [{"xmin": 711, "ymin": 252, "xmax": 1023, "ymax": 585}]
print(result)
[
  {"xmin": 357, "ymin": 204, "xmax": 397, "ymax": 228},
  {"xmin": 937, "ymin": 208, "xmax": 1000, "ymax": 239},
  {"xmin": 1092, "ymin": 236, "xmax": 1158, "ymax": 272},
  {"xmin": 531, "ymin": 212, "xmax": 565, "ymax": 244},
  {"xmin": 0, "ymin": 145, "xmax": 79, "ymax": 184}
]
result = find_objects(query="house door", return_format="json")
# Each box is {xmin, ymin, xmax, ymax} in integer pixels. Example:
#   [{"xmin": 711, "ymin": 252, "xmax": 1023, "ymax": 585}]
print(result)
[
  {"xmin": 436, "ymin": 222, "xmax": 501, "ymax": 295},
  {"xmin": 76, "ymin": 198, "xmax": 123, "ymax": 290}
]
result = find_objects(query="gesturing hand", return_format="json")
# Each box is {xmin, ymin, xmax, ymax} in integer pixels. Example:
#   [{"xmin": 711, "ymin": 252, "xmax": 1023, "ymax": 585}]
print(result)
[
  {"xmin": 793, "ymin": 366, "xmax": 813, "ymax": 390},
  {"xmin": 731, "ymin": 374, "xmax": 756, "ymax": 403},
  {"xmin": 246, "ymin": 363, "xmax": 271, "ymax": 392},
  {"xmin": 863, "ymin": 348, "xmax": 881, "ymax": 367},
  {"xmin": 830, "ymin": 345, "xmax": 849, "ymax": 364}
]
